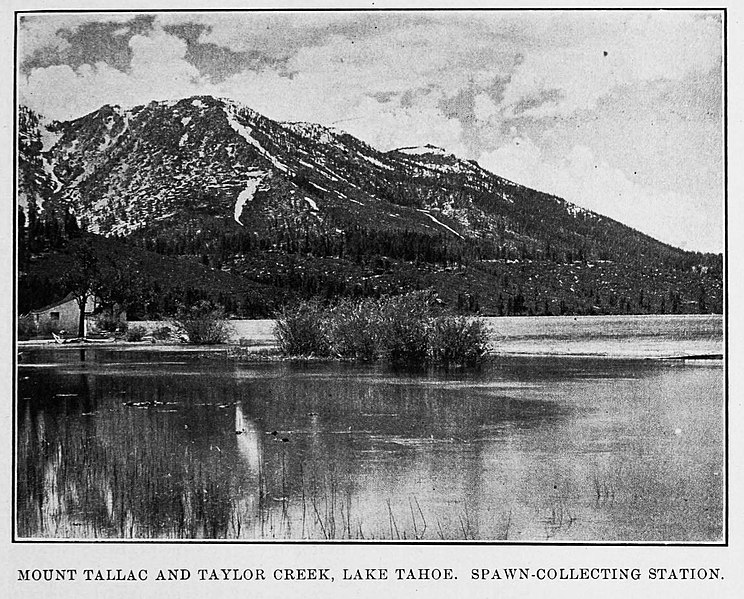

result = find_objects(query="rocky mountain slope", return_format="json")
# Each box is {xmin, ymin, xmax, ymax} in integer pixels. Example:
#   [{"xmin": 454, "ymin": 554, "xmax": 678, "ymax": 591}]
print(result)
[{"xmin": 18, "ymin": 97, "xmax": 722, "ymax": 317}]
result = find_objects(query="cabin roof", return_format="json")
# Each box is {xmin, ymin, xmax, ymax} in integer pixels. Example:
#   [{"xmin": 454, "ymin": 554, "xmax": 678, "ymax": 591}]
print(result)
[{"xmin": 28, "ymin": 292, "xmax": 78, "ymax": 314}]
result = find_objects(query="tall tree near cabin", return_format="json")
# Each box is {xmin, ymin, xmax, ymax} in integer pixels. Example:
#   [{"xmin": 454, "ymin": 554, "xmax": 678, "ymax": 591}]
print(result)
[{"xmin": 59, "ymin": 239, "xmax": 101, "ymax": 337}]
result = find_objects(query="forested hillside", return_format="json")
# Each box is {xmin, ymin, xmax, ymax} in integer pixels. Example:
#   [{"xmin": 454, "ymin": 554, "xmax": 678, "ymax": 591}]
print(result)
[{"xmin": 17, "ymin": 98, "xmax": 723, "ymax": 318}]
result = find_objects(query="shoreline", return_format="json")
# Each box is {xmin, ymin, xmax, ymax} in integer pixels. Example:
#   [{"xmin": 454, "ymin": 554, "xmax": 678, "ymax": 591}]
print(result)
[
  {"xmin": 17, "ymin": 313, "xmax": 724, "ymax": 361},
  {"xmin": 16, "ymin": 339, "xmax": 724, "ymax": 362}
]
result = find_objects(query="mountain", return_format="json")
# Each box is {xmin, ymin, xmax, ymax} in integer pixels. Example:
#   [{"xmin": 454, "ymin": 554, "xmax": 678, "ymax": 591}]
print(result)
[{"xmin": 17, "ymin": 97, "xmax": 722, "ymax": 318}]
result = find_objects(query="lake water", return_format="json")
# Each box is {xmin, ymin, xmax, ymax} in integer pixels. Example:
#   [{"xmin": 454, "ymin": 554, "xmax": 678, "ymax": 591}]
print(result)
[{"xmin": 17, "ymin": 315, "xmax": 724, "ymax": 541}]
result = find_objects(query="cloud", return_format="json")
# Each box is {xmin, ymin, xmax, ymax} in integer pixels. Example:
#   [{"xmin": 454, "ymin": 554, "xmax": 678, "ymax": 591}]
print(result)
[
  {"xmin": 21, "ymin": 27, "xmax": 207, "ymax": 120},
  {"xmin": 212, "ymin": 68, "xmax": 465, "ymax": 153},
  {"xmin": 203, "ymin": 22, "xmax": 496, "ymax": 152},
  {"xmin": 128, "ymin": 28, "xmax": 201, "ymax": 88},
  {"xmin": 347, "ymin": 95, "xmax": 466, "ymax": 153},
  {"xmin": 499, "ymin": 12, "xmax": 721, "ymax": 117},
  {"xmin": 477, "ymin": 138, "xmax": 721, "ymax": 252},
  {"xmin": 19, "ymin": 14, "xmax": 139, "ymax": 62},
  {"xmin": 473, "ymin": 93, "xmax": 500, "ymax": 122},
  {"xmin": 16, "ymin": 12, "xmax": 722, "ymax": 251},
  {"xmin": 21, "ymin": 21, "xmax": 467, "ymax": 154}
]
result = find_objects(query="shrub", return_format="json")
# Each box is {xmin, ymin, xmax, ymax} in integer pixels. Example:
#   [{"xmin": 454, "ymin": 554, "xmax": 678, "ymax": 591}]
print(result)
[
  {"xmin": 274, "ymin": 300, "xmax": 330, "ymax": 357},
  {"xmin": 125, "ymin": 325, "xmax": 147, "ymax": 342},
  {"xmin": 377, "ymin": 291, "xmax": 436, "ymax": 366},
  {"xmin": 95, "ymin": 313, "xmax": 126, "ymax": 333},
  {"xmin": 37, "ymin": 320, "xmax": 63, "ymax": 338},
  {"xmin": 173, "ymin": 301, "xmax": 234, "ymax": 345},
  {"xmin": 428, "ymin": 315, "xmax": 490, "ymax": 367},
  {"xmin": 327, "ymin": 298, "xmax": 382, "ymax": 361},
  {"xmin": 151, "ymin": 326, "xmax": 173, "ymax": 341},
  {"xmin": 18, "ymin": 315, "xmax": 37, "ymax": 341},
  {"xmin": 273, "ymin": 291, "xmax": 491, "ymax": 366}
]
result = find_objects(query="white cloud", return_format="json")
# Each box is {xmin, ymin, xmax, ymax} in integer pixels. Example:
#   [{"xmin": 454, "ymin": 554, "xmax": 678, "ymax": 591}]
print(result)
[
  {"xmin": 22, "ymin": 27, "xmax": 208, "ymax": 120},
  {"xmin": 346, "ymin": 96, "xmax": 465, "ymax": 153},
  {"xmin": 473, "ymin": 93, "xmax": 499, "ymax": 122},
  {"xmin": 128, "ymin": 28, "xmax": 202, "ymax": 90},
  {"xmin": 478, "ymin": 138, "xmax": 721, "ymax": 251},
  {"xmin": 499, "ymin": 12, "xmax": 721, "ymax": 117},
  {"xmin": 212, "ymin": 68, "xmax": 465, "ymax": 153},
  {"xmin": 16, "ymin": 12, "xmax": 722, "ymax": 251},
  {"xmin": 21, "ymin": 22, "xmax": 467, "ymax": 154}
]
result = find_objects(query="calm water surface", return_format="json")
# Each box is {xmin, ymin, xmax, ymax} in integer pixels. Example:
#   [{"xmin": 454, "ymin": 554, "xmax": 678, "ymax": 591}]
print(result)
[{"xmin": 17, "ymin": 316, "xmax": 724, "ymax": 542}]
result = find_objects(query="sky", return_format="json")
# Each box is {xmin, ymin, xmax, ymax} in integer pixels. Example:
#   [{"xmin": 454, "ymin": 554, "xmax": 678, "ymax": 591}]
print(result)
[{"xmin": 17, "ymin": 10, "xmax": 724, "ymax": 253}]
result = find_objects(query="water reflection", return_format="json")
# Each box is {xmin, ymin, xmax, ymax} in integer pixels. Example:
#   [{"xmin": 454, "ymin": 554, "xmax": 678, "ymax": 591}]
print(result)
[{"xmin": 17, "ymin": 350, "xmax": 723, "ymax": 541}]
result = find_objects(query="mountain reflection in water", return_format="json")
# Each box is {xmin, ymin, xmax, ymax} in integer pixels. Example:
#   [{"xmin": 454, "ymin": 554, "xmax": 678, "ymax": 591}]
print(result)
[{"xmin": 17, "ymin": 350, "xmax": 723, "ymax": 541}]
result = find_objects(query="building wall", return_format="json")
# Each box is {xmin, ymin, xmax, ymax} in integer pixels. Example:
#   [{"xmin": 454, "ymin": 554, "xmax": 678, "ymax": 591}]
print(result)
[{"xmin": 31, "ymin": 296, "xmax": 97, "ymax": 335}]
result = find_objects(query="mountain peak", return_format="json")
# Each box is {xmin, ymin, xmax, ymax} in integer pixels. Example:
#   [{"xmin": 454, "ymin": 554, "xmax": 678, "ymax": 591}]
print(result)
[
  {"xmin": 18, "ymin": 96, "xmax": 721, "ymax": 317},
  {"xmin": 19, "ymin": 96, "xmax": 695, "ymax": 261},
  {"xmin": 280, "ymin": 121, "xmax": 342, "ymax": 145},
  {"xmin": 392, "ymin": 144, "xmax": 449, "ymax": 156}
]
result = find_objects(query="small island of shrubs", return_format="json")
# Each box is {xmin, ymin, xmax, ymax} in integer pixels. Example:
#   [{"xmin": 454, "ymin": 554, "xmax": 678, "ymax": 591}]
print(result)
[{"xmin": 274, "ymin": 291, "xmax": 490, "ymax": 367}]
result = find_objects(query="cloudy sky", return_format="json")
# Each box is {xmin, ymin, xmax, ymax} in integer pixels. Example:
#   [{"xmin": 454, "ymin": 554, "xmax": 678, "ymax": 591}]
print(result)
[{"xmin": 18, "ymin": 10, "xmax": 723, "ymax": 252}]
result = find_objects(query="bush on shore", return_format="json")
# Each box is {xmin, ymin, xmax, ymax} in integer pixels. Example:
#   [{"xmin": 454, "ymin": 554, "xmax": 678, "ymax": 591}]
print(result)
[
  {"xmin": 273, "ymin": 300, "xmax": 331, "ymax": 357},
  {"xmin": 150, "ymin": 325, "xmax": 173, "ymax": 341},
  {"xmin": 125, "ymin": 324, "xmax": 147, "ymax": 342},
  {"xmin": 327, "ymin": 298, "xmax": 382, "ymax": 361},
  {"xmin": 95, "ymin": 314, "xmax": 126, "ymax": 333},
  {"xmin": 18, "ymin": 315, "xmax": 37, "ymax": 341},
  {"xmin": 173, "ymin": 301, "xmax": 233, "ymax": 345},
  {"xmin": 274, "ymin": 292, "xmax": 490, "ymax": 367},
  {"xmin": 19, "ymin": 318, "xmax": 63, "ymax": 339},
  {"xmin": 377, "ymin": 292, "xmax": 436, "ymax": 366},
  {"xmin": 428, "ymin": 315, "xmax": 491, "ymax": 367}
]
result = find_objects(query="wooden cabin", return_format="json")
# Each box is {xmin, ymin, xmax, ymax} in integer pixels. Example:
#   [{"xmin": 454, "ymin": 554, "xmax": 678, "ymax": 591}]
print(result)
[{"xmin": 27, "ymin": 293, "xmax": 126, "ymax": 337}]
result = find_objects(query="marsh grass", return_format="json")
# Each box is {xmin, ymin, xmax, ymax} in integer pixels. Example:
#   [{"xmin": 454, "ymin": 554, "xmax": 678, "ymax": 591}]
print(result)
[
  {"xmin": 18, "ymin": 406, "xmax": 510, "ymax": 540},
  {"xmin": 428, "ymin": 315, "xmax": 491, "ymax": 368},
  {"xmin": 173, "ymin": 301, "xmax": 234, "ymax": 345},
  {"xmin": 274, "ymin": 292, "xmax": 490, "ymax": 367},
  {"xmin": 273, "ymin": 300, "xmax": 331, "ymax": 357}
]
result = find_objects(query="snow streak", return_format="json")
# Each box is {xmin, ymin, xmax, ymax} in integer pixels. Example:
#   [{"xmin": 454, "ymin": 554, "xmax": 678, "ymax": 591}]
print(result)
[
  {"xmin": 223, "ymin": 108, "xmax": 289, "ymax": 173},
  {"xmin": 234, "ymin": 177, "xmax": 264, "ymax": 225},
  {"xmin": 418, "ymin": 210, "xmax": 464, "ymax": 239}
]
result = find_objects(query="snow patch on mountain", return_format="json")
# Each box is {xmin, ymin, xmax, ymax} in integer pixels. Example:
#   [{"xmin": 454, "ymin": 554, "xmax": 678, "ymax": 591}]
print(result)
[
  {"xmin": 359, "ymin": 153, "xmax": 392, "ymax": 170},
  {"xmin": 418, "ymin": 209, "xmax": 463, "ymax": 239},
  {"xmin": 99, "ymin": 111, "xmax": 131, "ymax": 152},
  {"xmin": 234, "ymin": 176, "xmax": 264, "ymax": 225},
  {"xmin": 565, "ymin": 201, "xmax": 595, "ymax": 219},
  {"xmin": 224, "ymin": 106, "xmax": 289, "ymax": 173},
  {"xmin": 39, "ymin": 127, "xmax": 62, "ymax": 153},
  {"xmin": 42, "ymin": 160, "xmax": 63, "ymax": 193}
]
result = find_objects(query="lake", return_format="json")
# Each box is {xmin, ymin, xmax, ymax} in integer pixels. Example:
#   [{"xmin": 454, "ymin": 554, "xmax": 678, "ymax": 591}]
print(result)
[{"xmin": 16, "ymin": 315, "xmax": 724, "ymax": 541}]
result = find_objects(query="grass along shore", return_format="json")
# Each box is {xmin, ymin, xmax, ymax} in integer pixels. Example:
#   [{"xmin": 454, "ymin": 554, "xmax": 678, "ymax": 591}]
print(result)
[{"xmin": 18, "ymin": 310, "xmax": 722, "ymax": 360}]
